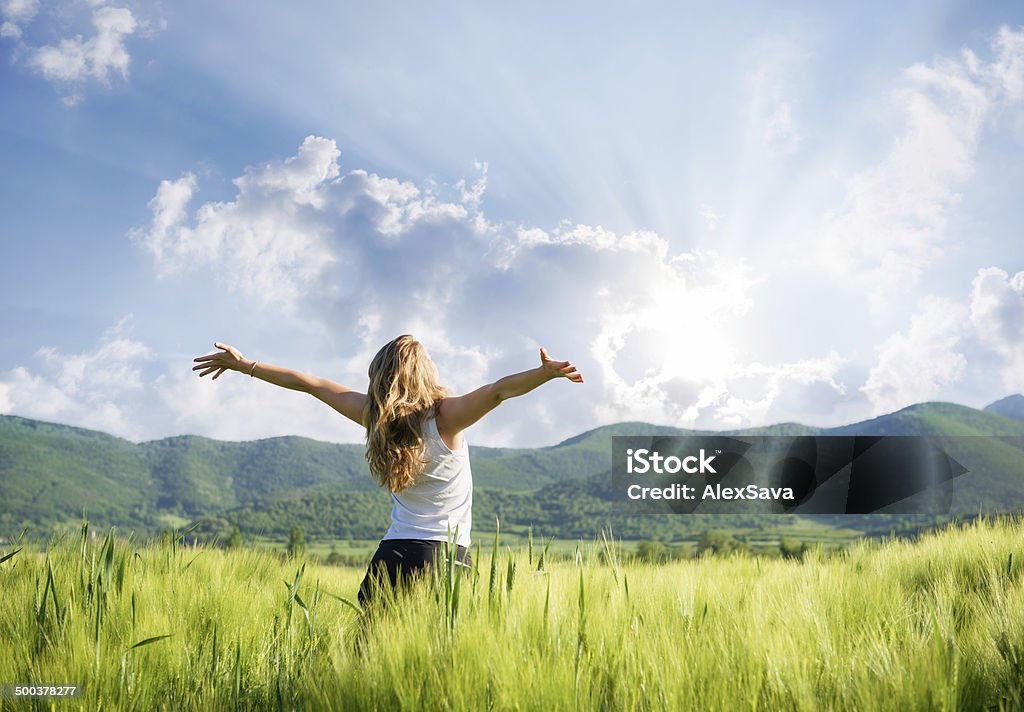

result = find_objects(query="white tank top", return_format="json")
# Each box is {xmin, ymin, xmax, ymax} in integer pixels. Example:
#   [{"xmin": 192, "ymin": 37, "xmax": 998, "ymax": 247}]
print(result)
[{"xmin": 381, "ymin": 415, "xmax": 473, "ymax": 547}]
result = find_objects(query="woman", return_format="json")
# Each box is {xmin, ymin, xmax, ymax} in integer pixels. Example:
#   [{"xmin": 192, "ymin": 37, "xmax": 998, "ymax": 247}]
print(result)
[{"xmin": 192, "ymin": 336, "xmax": 583, "ymax": 606}]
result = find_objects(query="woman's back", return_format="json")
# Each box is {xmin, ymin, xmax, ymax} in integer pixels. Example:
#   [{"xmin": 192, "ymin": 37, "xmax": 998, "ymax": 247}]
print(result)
[{"xmin": 382, "ymin": 414, "xmax": 473, "ymax": 547}]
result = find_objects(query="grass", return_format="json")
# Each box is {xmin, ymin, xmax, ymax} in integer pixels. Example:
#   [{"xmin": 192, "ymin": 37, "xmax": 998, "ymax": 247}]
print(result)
[{"xmin": 2, "ymin": 517, "xmax": 1024, "ymax": 710}]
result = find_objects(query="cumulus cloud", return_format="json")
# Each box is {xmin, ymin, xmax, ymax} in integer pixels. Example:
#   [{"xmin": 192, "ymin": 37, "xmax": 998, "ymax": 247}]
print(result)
[
  {"xmin": 711, "ymin": 352, "xmax": 848, "ymax": 428},
  {"xmin": 0, "ymin": 0, "xmax": 38, "ymax": 38},
  {"xmin": 819, "ymin": 25, "xmax": 1024, "ymax": 307},
  {"xmin": 2, "ymin": 1, "xmax": 155, "ymax": 101},
  {"xmin": 125, "ymin": 135, "xmax": 850, "ymax": 443},
  {"xmin": 0, "ymin": 314, "xmax": 372, "ymax": 443},
  {"xmin": 970, "ymin": 266, "xmax": 1024, "ymax": 391},
  {"xmin": 861, "ymin": 296, "xmax": 967, "ymax": 414},
  {"xmin": 132, "ymin": 172, "xmax": 199, "ymax": 270},
  {"xmin": 455, "ymin": 161, "xmax": 488, "ymax": 212},
  {"xmin": 30, "ymin": 6, "xmax": 136, "ymax": 83},
  {"xmin": 0, "ymin": 316, "xmax": 152, "ymax": 438}
]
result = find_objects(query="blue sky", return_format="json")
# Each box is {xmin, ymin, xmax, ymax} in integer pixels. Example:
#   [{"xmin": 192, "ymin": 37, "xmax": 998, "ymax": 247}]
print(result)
[{"xmin": 1, "ymin": 1, "xmax": 1023, "ymax": 447}]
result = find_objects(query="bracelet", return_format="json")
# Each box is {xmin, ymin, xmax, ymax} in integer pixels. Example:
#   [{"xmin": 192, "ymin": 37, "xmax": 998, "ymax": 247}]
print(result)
[{"xmin": 249, "ymin": 361, "xmax": 259, "ymax": 377}]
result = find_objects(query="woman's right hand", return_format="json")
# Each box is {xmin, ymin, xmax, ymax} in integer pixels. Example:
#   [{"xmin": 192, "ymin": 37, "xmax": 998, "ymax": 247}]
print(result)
[
  {"xmin": 539, "ymin": 347, "xmax": 584, "ymax": 383},
  {"xmin": 192, "ymin": 342, "xmax": 249, "ymax": 380}
]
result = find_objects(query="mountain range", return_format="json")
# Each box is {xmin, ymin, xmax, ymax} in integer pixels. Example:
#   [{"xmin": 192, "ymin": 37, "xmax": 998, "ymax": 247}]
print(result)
[{"xmin": 2, "ymin": 397, "xmax": 1023, "ymax": 541}]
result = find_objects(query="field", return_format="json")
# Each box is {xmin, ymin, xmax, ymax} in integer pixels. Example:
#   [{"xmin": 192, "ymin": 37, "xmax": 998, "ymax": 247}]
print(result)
[
  {"xmin": 250, "ymin": 516, "xmax": 868, "ymax": 562},
  {"xmin": 2, "ymin": 518, "xmax": 1024, "ymax": 710}
]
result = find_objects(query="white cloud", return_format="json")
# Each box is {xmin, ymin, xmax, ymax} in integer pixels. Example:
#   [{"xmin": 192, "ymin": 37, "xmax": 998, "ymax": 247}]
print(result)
[
  {"xmin": 30, "ymin": 6, "xmax": 136, "ymax": 83},
  {"xmin": 455, "ymin": 160, "xmax": 488, "ymax": 212},
  {"xmin": 712, "ymin": 353, "xmax": 848, "ymax": 428},
  {"xmin": 129, "ymin": 172, "xmax": 198, "ymax": 272},
  {"xmin": 0, "ymin": 0, "xmax": 38, "ymax": 37},
  {"xmin": 970, "ymin": 266, "xmax": 1024, "ymax": 392},
  {"xmin": 0, "ymin": 315, "xmax": 369, "ymax": 444},
  {"xmin": 819, "ymin": 26, "xmax": 1024, "ymax": 308},
  {"xmin": 0, "ymin": 315, "xmax": 152, "ymax": 438},
  {"xmin": 129, "ymin": 137, "xmax": 347, "ymax": 314},
  {"xmin": 125, "ymin": 136, "xmax": 853, "ymax": 443},
  {"xmin": 985, "ymin": 25, "xmax": 1024, "ymax": 102},
  {"xmin": 2, "ymin": 0, "xmax": 37, "ymax": 22},
  {"xmin": 861, "ymin": 296, "xmax": 967, "ymax": 414},
  {"xmin": 2, "ymin": 1, "xmax": 155, "ymax": 101}
]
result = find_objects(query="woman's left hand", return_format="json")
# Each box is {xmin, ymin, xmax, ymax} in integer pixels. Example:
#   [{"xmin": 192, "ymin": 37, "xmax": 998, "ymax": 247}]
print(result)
[
  {"xmin": 192, "ymin": 342, "xmax": 248, "ymax": 380},
  {"xmin": 539, "ymin": 347, "xmax": 584, "ymax": 383}
]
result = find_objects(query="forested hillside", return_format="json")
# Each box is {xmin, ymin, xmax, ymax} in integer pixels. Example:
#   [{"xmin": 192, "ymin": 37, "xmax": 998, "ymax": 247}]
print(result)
[{"xmin": 2, "ymin": 398, "xmax": 1023, "ymax": 540}]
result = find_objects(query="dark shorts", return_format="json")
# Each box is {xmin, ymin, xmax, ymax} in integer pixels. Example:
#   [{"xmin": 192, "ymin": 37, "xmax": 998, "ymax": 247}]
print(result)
[{"xmin": 357, "ymin": 538, "xmax": 473, "ymax": 607}]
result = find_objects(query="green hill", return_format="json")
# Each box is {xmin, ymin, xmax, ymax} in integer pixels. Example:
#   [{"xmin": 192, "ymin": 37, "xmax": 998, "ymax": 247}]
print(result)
[
  {"xmin": 2, "ymin": 401, "xmax": 1023, "ymax": 540},
  {"xmin": 827, "ymin": 401, "xmax": 1024, "ymax": 436},
  {"xmin": 984, "ymin": 394, "xmax": 1024, "ymax": 424},
  {"xmin": 0, "ymin": 413, "xmax": 637, "ymax": 535},
  {"xmin": 0, "ymin": 415, "xmax": 153, "ymax": 532}
]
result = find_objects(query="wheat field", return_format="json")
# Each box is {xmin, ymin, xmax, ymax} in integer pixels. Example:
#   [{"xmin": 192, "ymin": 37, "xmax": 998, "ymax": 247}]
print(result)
[{"xmin": 2, "ymin": 517, "xmax": 1023, "ymax": 711}]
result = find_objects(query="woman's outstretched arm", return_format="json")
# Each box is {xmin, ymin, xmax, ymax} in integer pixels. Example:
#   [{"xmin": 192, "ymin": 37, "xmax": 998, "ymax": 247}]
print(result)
[
  {"xmin": 437, "ymin": 347, "xmax": 583, "ymax": 442},
  {"xmin": 192, "ymin": 342, "xmax": 366, "ymax": 425}
]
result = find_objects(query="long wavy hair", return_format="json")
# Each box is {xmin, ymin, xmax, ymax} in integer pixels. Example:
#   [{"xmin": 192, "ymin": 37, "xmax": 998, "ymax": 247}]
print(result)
[{"xmin": 363, "ymin": 335, "xmax": 448, "ymax": 493}]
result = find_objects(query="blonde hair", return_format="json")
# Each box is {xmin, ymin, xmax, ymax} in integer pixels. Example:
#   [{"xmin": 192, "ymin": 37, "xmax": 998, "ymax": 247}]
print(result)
[{"xmin": 363, "ymin": 335, "xmax": 448, "ymax": 493}]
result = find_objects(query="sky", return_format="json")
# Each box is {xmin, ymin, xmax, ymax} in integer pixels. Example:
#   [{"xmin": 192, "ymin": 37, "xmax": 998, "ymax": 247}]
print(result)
[{"xmin": 1, "ymin": 1, "xmax": 1023, "ymax": 448}]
